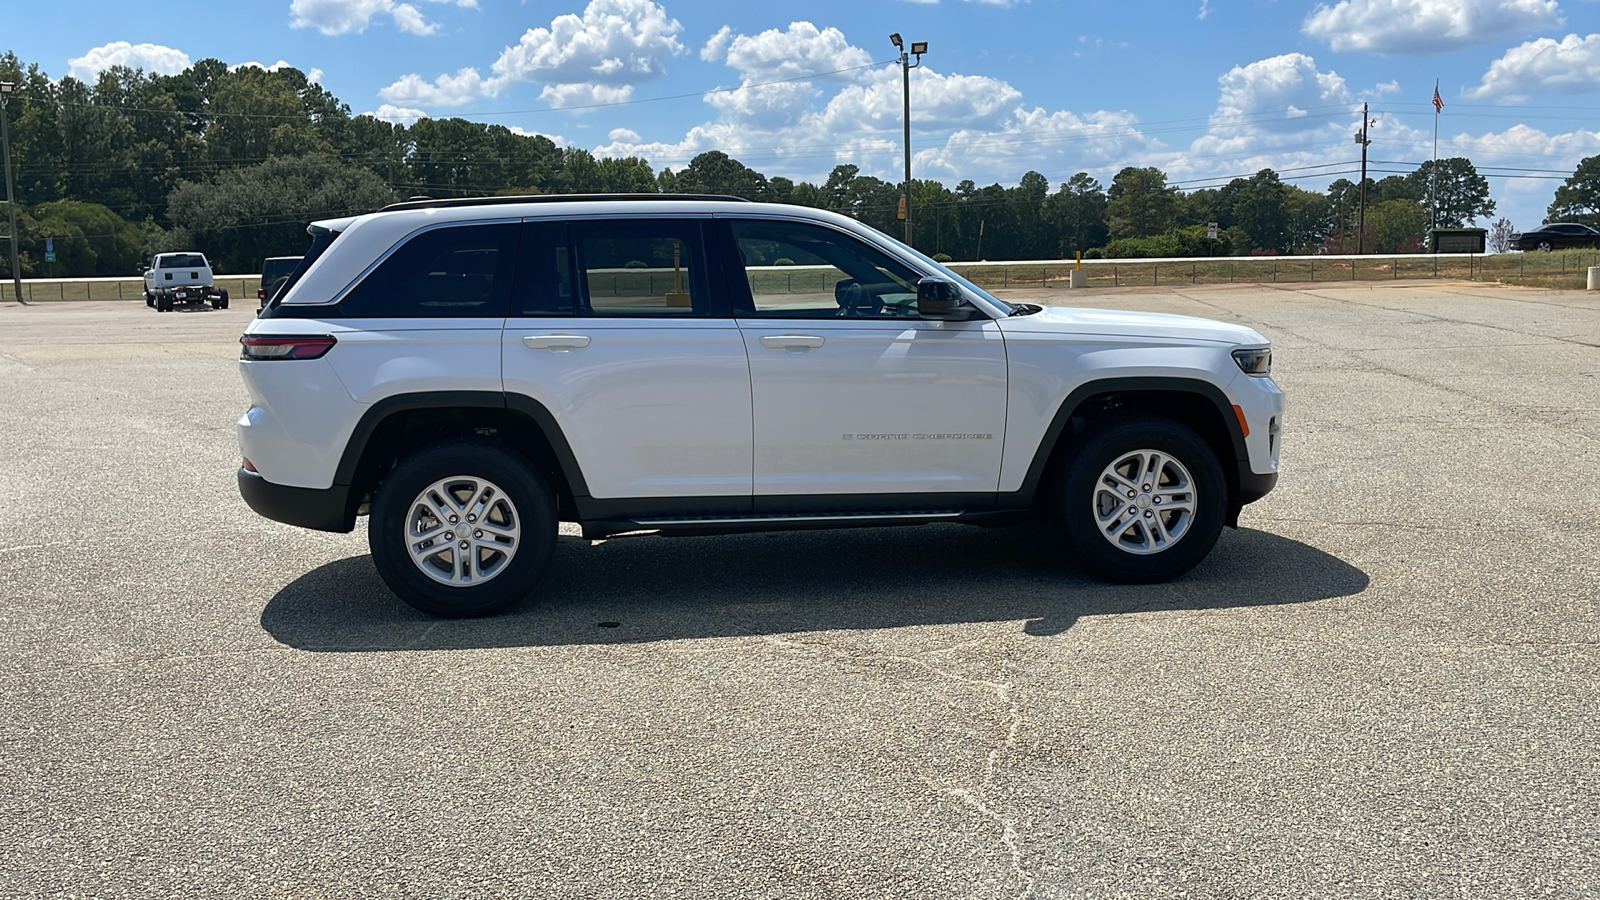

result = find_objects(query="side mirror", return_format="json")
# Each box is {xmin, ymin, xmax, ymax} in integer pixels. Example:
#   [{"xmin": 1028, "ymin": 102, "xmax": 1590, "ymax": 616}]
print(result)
[
  {"xmin": 137, "ymin": 265, "xmax": 149, "ymax": 274},
  {"xmin": 917, "ymin": 277, "xmax": 977, "ymax": 321}
]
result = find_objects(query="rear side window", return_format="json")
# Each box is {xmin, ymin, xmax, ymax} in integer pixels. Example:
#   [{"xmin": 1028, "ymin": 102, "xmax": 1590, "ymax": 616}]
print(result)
[
  {"xmin": 570, "ymin": 219, "xmax": 709, "ymax": 317},
  {"xmin": 338, "ymin": 223, "xmax": 520, "ymax": 318},
  {"xmin": 159, "ymin": 255, "xmax": 207, "ymax": 269}
]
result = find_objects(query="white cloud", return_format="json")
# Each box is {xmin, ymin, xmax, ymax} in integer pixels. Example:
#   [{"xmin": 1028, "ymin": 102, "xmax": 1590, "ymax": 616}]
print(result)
[
  {"xmin": 701, "ymin": 25, "xmax": 733, "ymax": 63},
  {"xmin": 538, "ymin": 83, "xmax": 635, "ymax": 109},
  {"xmin": 722, "ymin": 22, "xmax": 873, "ymax": 83},
  {"xmin": 235, "ymin": 60, "xmax": 325, "ymax": 82},
  {"xmin": 509, "ymin": 126, "xmax": 567, "ymax": 147},
  {"xmin": 380, "ymin": 68, "xmax": 488, "ymax": 106},
  {"xmin": 68, "ymin": 42, "xmax": 191, "ymax": 81},
  {"xmin": 608, "ymin": 127, "xmax": 641, "ymax": 142},
  {"xmin": 363, "ymin": 103, "xmax": 427, "ymax": 124},
  {"xmin": 289, "ymin": 0, "xmax": 475, "ymax": 36},
  {"xmin": 1207, "ymin": 54, "xmax": 1353, "ymax": 140},
  {"xmin": 1470, "ymin": 33, "xmax": 1600, "ymax": 102},
  {"xmin": 381, "ymin": 0, "xmax": 683, "ymax": 111},
  {"xmin": 1303, "ymin": 0, "xmax": 1563, "ymax": 55},
  {"xmin": 489, "ymin": 0, "xmax": 683, "ymax": 90}
]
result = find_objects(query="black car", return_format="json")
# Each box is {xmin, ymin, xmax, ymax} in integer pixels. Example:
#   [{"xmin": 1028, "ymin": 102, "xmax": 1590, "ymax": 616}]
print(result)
[
  {"xmin": 1510, "ymin": 222, "xmax": 1600, "ymax": 252},
  {"xmin": 257, "ymin": 256, "xmax": 303, "ymax": 309}
]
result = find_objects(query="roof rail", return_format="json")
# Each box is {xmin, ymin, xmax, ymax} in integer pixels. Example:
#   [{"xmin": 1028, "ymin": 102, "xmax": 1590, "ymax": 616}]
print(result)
[{"xmin": 378, "ymin": 193, "xmax": 755, "ymax": 213}]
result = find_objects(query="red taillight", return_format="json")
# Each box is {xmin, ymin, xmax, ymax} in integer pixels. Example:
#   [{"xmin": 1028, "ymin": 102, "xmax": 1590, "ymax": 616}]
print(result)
[
  {"xmin": 257, "ymin": 289, "xmax": 266, "ymax": 299},
  {"xmin": 242, "ymin": 457, "xmax": 258, "ymax": 473},
  {"xmin": 240, "ymin": 334, "xmax": 337, "ymax": 360}
]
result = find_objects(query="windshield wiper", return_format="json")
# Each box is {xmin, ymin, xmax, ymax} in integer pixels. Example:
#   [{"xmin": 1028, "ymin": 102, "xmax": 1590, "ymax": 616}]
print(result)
[{"xmin": 1009, "ymin": 303, "xmax": 1042, "ymax": 316}]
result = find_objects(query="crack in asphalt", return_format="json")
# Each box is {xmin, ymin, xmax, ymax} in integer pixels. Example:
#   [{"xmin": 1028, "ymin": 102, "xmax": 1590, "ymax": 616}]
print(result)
[{"xmin": 757, "ymin": 633, "xmax": 1037, "ymax": 898}]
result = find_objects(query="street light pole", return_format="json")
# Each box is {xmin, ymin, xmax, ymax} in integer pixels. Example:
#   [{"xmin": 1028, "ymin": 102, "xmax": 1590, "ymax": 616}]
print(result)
[
  {"xmin": 0, "ymin": 81, "xmax": 25, "ymax": 305},
  {"xmin": 889, "ymin": 34, "xmax": 925, "ymax": 248}
]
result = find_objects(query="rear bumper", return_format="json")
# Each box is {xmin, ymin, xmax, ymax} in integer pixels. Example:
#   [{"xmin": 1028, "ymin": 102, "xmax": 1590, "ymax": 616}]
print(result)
[{"xmin": 238, "ymin": 468, "xmax": 355, "ymax": 533}]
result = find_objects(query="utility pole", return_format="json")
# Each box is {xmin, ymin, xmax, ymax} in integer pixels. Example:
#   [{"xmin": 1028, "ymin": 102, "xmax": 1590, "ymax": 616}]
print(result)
[
  {"xmin": 1355, "ymin": 102, "xmax": 1371, "ymax": 255},
  {"xmin": 890, "ymin": 34, "xmax": 926, "ymax": 248},
  {"xmin": 0, "ymin": 81, "xmax": 25, "ymax": 305}
]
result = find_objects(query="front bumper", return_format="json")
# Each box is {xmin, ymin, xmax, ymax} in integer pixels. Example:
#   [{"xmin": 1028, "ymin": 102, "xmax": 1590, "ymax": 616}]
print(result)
[{"xmin": 238, "ymin": 468, "xmax": 355, "ymax": 533}]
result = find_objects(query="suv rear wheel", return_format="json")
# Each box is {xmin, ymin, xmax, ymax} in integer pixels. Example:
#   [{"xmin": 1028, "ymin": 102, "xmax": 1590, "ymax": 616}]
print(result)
[
  {"xmin": 368, "ymin": 441, "xmax": 556, "ymax": 617},
  {"xmin": 1058, "ymin": 416, "xmax": 1226, "ymax": 583}
]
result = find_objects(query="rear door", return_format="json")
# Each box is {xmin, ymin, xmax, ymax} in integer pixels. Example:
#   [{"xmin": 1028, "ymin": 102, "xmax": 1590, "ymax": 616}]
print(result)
[{"xmin": 501, "ymin": 218, "xmax": 752, "ymax": 504}]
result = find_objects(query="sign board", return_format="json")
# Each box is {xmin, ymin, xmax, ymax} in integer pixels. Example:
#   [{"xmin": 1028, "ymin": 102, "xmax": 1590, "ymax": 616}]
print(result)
[
  {"xmin": 897, "ymin": 196, "xmax": 907, "ymax": 221},
  {"xmin": 45, "ymin": 237, "xmax": 54, "ymax": 252},
  {"xmin": 44, "ymin": 251, "xmax": 56, "ymax": 263},
  {"xmin": 1207, "ymin": 223, "xmax": 1218, "ymax": 240},
  {"xmin": 1428, "ymin": 228, "xmax": 1487, "ymax": 254}
]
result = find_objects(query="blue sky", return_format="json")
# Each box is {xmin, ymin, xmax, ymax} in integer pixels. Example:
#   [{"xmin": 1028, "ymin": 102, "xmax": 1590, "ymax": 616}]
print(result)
[{"xmin": 10, "ymin": 0, "xmax": 1600, "ymax": 231}]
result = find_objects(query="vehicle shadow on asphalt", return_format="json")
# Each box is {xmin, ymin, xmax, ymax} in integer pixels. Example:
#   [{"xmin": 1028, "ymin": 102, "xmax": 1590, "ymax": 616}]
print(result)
[{"xmin": 260, "ymin": 525, "xmax": 1368, "ymax": 652}]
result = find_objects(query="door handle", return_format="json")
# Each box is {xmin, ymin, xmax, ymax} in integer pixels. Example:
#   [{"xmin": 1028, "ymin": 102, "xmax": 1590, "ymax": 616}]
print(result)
[
  {"xmin": 522, "ymin": 334, "xmax": 591, "ymax": 350},
  {"xmin": 759, "ymin": 334, "xmax": 825, "ymax": 350}
]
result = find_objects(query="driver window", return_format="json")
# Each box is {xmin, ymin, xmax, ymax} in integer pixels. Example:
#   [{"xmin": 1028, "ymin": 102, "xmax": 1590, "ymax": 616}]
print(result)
[{"xmin": 729, "ymin": 220, "xmax": 922, "ymax": 318}]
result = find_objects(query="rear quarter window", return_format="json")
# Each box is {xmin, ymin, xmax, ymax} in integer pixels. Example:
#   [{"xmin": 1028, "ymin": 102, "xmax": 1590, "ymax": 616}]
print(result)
[{"xmin": 336, "ymin": 223, "xmax": 519, "ymax": 318}]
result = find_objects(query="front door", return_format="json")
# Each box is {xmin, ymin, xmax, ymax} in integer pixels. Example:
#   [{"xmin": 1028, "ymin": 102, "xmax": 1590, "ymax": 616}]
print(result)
[{"xmin": 721, "ymin": 218, "xmax": 1008, "ymax": 504}]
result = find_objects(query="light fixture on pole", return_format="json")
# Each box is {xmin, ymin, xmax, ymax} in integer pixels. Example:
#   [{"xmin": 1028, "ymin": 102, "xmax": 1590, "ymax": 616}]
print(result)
[
  {"xmin": 890, "ymin": 34, "xmax": 926, "ymax": 247},
  {"xmin": 0, "ymin": 80, "xmax": 24, "ymax": 306}
]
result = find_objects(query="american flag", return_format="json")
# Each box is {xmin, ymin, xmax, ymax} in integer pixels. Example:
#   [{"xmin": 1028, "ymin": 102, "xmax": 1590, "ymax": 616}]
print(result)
[{"xmin": 1433, "ymin": 83, "xmax": 1444, "ymax": 113}]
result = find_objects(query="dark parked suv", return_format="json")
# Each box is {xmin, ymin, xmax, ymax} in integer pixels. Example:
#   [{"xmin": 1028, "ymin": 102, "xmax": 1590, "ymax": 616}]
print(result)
[
  {"xmin": 1510, "ymin": 223, "xmax": 1600, "ymax": 252},
  {"xmin": 257, "ymin": 256, "xmax": 303, "ymax": 309}
]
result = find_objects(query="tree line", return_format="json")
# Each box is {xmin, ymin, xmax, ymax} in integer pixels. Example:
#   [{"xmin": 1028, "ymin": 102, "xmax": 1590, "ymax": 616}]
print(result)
[{"xmin": 2, "ymin": 51, "xmax": 1597, "ymax": 278}]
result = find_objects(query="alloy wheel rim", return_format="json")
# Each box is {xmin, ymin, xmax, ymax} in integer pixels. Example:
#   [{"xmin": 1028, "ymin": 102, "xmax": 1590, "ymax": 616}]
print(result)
[
  {"xmin": 1092, "ymin": 449, "xmax": 1197, "ymax": 555},
  {"xmin": 404, "ymin": 475, "xmax": 521, "ymax": 586}
]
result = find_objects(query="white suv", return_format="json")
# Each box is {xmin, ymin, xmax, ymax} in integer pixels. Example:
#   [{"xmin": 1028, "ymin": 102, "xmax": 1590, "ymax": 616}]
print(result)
[{"xmin": 238, "ymin": 195, "xmax": 1283, "ymax": 617}]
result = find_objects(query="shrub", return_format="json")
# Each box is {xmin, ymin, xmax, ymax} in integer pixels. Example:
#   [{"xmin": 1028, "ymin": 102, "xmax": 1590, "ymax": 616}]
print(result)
[
  {"xmin": 773, "ymin": 258, "xmax": 796, "ymax": 266},
  {"xmin": 932, "ymin": 253, "xmax": 954, "ymax": 263},
  {"xmin": 624, "ymin": 260, "xmax": 649, "ymax": 268},
  {"xmin": 1083, "ymin": 248, "xmax": 1104, "ymax": 260}
]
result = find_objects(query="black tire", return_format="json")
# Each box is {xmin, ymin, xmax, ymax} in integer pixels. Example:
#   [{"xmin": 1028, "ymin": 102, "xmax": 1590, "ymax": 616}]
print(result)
[
  {"xmin": 144, "ymin": 291, "xmax": 154, "ymax": 308},
  {"xmin": 1057, "ymin": 416, "xmax": 1227, "ymax": 584},
  {"xmin": 156, "ymin": 293, "xmax": 172, "ymax": 312},
  {"xmin": 1537, "ymin": 241, "xmax": 1553, "ymax": 252},
  {"xmin": 219, "ymin": 289, "xmax": 229, "ymax": 309},
  {"xmin": 368, "ymin": 440, "xmax": 557, "ymax": 617}
]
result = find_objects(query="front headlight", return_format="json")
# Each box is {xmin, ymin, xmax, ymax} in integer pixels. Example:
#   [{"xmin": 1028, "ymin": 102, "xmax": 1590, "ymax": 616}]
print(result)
[{"xmin": 1232, "ymin": 347, "xmax": 1272, "ymax": 376}]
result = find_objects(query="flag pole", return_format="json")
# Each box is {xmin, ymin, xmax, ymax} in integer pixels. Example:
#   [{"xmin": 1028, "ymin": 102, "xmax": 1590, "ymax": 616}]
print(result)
[{"xmin": 1430, "ymin": 79, "xmax": 1441, "ymax": 232}]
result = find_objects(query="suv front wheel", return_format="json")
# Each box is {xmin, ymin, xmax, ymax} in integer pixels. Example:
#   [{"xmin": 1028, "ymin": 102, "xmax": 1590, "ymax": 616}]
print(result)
[
  {"xmin": 368, "ymin": 441, "xmax": 557, "ymax": 617},
  {"xmin": 1058, "ymin": 416, "xmax": 1227, "ymax": 584}
]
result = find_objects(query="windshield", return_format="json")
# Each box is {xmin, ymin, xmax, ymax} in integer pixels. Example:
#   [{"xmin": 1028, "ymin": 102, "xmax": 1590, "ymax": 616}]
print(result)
[{"xmin": 899, "ymin": 245, "xmax": 1015, "ymax": 314}]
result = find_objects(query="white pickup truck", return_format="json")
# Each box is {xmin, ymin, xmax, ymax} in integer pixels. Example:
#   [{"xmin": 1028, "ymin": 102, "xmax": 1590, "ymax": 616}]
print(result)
[{"xmin": 142, "ymin": 252, "xmax": 230, "ymax": 312}]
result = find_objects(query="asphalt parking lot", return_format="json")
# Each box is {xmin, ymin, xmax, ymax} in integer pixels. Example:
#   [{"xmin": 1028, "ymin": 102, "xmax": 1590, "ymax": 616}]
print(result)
[{"xmin": 2, "ymin": 280, "xmax": 1596, "ymax": 898}]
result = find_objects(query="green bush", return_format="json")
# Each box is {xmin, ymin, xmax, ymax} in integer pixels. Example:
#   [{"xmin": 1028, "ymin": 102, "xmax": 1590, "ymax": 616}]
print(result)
[
  {"xmin": 932, "ymin": 253, "xmax": 954, "ymax": 263},
  {"xmin": 1083, "ymin": 248, "xmax": 1104, "ymax": 260},
  {"xmin": 773, "ymin": 258, "xmax": 796, "ymax": 266},
  {"xmin": 1102, "ymin": 225, "xmax": 1234, "ymax": 259},
  {"xmin": 624, "ymin": 260, "xmax": 649, "ymax": 268}
]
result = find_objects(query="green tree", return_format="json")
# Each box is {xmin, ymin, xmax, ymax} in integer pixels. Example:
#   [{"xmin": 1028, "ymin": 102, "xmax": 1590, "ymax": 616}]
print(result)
[
  {"xmin": 1547, "ymin": 155, "xmax": 1600, "ymax": 228},
  {"xmin": 674, "ymin": 150, "xmax": 768, "ymax": 200},
  {"xmin": 166, "ymin": 154, "xmax": 395, "ymax": 273},
  {"xmin": 1107, "ymin": 167, "xmax": 1177, "ymax": 239},
  {"xmin": 1408, "ymin": 157, "xmax": 1495, "ymax": 227},
  {"xmin": 1044, "ymin": 173, "xmax": 1109, "ymax": 256},
  {"xmin": 30, "ymin": 200, "xmax": 145, "ymax": 275},
  {"xmin": 1365, "ymin": 199, "xmax": 1429, "ymax": 253},
  {"xmin": 1228, "ymin": 169, "xmax": 1290, "ymax": 253}
]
